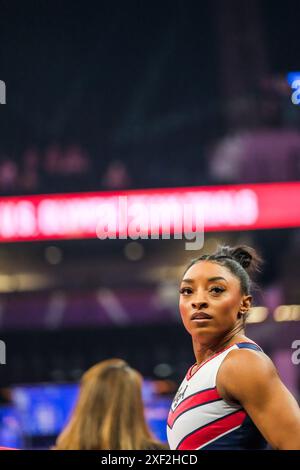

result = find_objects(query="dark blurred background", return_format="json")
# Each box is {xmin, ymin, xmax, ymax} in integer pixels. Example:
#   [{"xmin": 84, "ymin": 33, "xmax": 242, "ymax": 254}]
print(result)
[{"xmin": 0, "ymin": 0, "xmax": 300, "ymax": 448}]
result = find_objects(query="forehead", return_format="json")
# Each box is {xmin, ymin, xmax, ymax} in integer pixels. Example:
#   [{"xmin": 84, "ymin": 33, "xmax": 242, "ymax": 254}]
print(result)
[{"xmin": 183, "ymin": 260, "xmax": 239, "ymax": 284}]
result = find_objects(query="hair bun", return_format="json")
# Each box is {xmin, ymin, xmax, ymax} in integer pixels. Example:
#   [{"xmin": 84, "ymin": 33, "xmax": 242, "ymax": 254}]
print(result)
[
  {"xmin": 231, "ymin": 246, "xmax": 253, "ymax": 270},
  {"xmin": 214, "ymin": 245, "xmax": 262, "ymax": 274}
]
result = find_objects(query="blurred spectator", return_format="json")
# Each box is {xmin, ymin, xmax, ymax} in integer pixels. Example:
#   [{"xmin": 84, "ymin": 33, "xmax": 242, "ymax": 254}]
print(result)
[
  {"xmin": 42, "ymin": 144, "xmax": 92, "ymax": 192},
  {"xmin": 44, "ymin": 144, "xmax": 62, "ymax": 175},
  {"xmin": 56, "ymin": 145, "xmax": 91, "ymax": 176},
  {"xmin": 44, "ymin": 144, "xmax": 90, "ymax": 176},
  {"xmin": 0, "ymin": 158, "xmax": 19, "ymax": 193},
  {"xmin": 208, "ymin": 135, "xmax": 243, "ymax": 183},
  {"xmin": 209, "ymin": 130, "xmax": 300, "ymax": 184},
  {"xmin": 21, "ymin": 148, "xmax": 40, "ymax": 192},
  {"xmin": 101, "ymin": 159, "xmax": 131, "ymax": 190},
  {"xmin": 54, "ymin": 358, "xmax": 166, "ymax": 450}
]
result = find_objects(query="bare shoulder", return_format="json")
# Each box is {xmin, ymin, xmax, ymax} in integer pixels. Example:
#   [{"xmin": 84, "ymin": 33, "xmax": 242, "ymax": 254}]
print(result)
[
  {"xmin": 217, "ymin": 347, "xmax": 278, "ymax": 403},
  {"xmin": 222, "ymin": 347, "xmax": 276, "ymax": 374}
]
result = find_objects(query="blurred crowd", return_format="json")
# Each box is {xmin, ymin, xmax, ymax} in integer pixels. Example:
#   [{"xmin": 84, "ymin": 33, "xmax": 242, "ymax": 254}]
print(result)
[
  {"xmin": 0, "ymin": 146, "xmax": 133, "ymax": 195},
  {"xmin": 1, "ymin": 129, "xmax": 300, "ymax": 196}
]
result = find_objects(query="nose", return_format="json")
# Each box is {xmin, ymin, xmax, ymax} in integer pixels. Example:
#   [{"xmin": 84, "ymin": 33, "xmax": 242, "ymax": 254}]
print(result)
[{"xmin": 191, "ymin": 300, "xmax": 208, "ymax": 310}]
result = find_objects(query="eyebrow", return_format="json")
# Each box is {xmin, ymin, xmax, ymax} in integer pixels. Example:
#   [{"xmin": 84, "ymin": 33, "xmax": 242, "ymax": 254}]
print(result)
[{"xmin": 181, "ymin": 276, "xmax": 227, "ymax": 284}]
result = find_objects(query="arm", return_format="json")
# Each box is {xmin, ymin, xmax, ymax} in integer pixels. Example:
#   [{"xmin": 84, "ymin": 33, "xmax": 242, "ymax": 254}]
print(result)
[{"xmin": 217, "ymin": 349, "xmax": 300, "ymax": 450}]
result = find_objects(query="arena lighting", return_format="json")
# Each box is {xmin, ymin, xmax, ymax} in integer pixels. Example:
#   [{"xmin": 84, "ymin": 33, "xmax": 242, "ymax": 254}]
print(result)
[
  {"xmin": 0, "ymin": 273, "xmax": 49, "ymax": 293},
  {"xmin": 246, "ymin": 307, "xmax": 269, "ymax": 323},
  {"xmin": 0, "ymin": 182, "xmax": 300, "ymax": 243},
  {"xmin": 273, "ymin": 305, "xmax": 300, "ymax": 322}
]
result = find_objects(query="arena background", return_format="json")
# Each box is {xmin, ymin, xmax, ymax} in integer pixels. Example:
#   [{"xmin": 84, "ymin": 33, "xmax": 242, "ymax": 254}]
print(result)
[{"xmin": 0, "ymin": 0, "xmax": 300, "ymax": 448}]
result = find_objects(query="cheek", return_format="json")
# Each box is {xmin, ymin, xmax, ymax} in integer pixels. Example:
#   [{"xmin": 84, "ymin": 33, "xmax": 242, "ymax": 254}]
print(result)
[
  {"xmin": 214, "ymin": 295, "xmax": 240, "ymax": 320},
  {"xmin": 179, "ymin": 299, "xmax": 193, "ymax": 333},
  {"xmin": 179, "ymin": 298, "xmax": 185, "ymax": 316},
  {"xmin": 179, "ymin": 298, "xmax": 189, "ymax": 323}
]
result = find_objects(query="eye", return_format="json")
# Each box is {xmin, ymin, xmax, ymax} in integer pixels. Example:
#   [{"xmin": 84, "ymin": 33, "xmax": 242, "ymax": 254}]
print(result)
[
  {"xmin": 179, "ymin": 287, "xmax": 193, "ymax": 295},
  {"xmin": 210, "ymin": 286, "xmax": 225, "ymax": 294}
]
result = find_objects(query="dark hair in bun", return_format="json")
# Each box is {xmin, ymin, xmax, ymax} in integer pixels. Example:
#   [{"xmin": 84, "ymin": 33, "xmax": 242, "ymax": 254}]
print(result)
[
  {"xmin": 213, "ymin": 245, "xmax": 262, "ymax": 276},
  {"xmin": 184, "ymin": 244, "xmax": 263, "ymax": 296}
]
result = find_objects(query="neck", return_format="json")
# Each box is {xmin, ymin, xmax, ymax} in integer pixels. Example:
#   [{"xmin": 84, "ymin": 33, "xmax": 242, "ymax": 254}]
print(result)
[{"xmin": 192, "ymin": 328, "xmax": 247, "ymax": 366}]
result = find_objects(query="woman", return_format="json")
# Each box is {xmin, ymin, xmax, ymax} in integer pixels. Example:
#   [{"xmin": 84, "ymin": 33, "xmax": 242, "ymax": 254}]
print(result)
[
  {"xmin": 55, "ymin": 358, "xmax": 165, "ymax": 450},
  {"xmin": 167, "ymin": 245, "xmax": 300, "ymax": 450}
]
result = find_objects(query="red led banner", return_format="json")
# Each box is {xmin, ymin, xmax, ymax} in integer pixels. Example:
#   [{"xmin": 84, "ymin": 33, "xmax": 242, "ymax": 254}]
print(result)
[{"xmin": 0, "ymin": 182, "xmax": 299, "ymax": 242}]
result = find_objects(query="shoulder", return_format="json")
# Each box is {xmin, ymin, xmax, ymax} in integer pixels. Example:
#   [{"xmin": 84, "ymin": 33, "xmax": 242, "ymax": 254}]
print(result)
[
  {"xmin": 217, "ymin": 346, "xmax": 278, "ymax": 404},
  {"xmin": 223, "ymin": 347, "xmax": 276, "ymax": 377}
]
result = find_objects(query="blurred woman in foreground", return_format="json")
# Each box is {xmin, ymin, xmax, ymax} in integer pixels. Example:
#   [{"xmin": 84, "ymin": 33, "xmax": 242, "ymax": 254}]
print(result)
[{"xmin": 55, "ymin": 358, "xmax": 165, "ymax": 450}]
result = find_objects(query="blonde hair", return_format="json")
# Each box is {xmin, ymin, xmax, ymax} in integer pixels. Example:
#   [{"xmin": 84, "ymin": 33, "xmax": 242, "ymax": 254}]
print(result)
[{"xmin": 55, "ymin": 358, "xmax": 164, "ymax": 450}]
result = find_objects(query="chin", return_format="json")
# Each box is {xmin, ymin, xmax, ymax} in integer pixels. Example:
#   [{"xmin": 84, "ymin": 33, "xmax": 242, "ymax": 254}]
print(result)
[{"xmin": 191, "ymin": 324, "xmax": 215, "ymax": 334}]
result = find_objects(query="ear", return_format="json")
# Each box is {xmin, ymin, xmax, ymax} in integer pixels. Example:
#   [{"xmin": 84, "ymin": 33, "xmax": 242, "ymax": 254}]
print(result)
[{"xmin": 240, "ymin": 295, "xmax": 252, "ymax": 313}]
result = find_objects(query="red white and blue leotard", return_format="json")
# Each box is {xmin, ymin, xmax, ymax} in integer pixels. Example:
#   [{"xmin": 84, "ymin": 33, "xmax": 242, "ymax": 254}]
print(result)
[{"xmin": 167, "ymin": 342, "xmax": 268, "ymax": 450}]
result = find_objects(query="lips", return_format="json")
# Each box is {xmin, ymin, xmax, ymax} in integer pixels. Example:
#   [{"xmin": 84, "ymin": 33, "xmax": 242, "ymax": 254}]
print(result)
[{"xmin": 191, "ymin": 312, "xmax": 213, "ymax": 320}]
